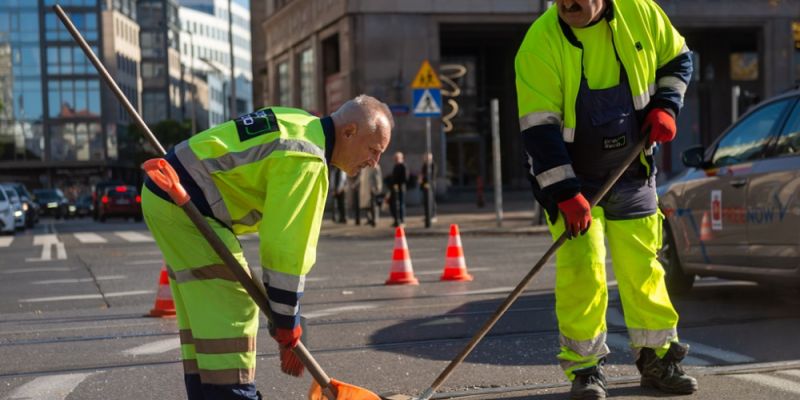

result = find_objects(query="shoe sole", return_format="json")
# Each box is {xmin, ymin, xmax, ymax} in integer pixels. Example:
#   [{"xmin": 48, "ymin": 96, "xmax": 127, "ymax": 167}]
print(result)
[{"xmin": 641, "ymin": 377, "xmax": 698, "ymax": 395}]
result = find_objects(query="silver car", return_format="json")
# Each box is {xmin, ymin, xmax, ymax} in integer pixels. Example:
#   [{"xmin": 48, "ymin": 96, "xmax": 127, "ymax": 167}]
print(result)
[
  {"xmin": 658, "ymin": 89, "xmax": 800, "ymax": 294},
  {"xmin": 1, "ymin": 184, "xmax": 25, "ymax": 230}
]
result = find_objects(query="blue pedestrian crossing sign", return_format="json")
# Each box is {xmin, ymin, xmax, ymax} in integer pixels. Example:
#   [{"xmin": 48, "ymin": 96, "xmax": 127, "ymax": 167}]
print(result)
[{"xmin": 412, "ymin": 88, "xmax": 442, "ymax": 117}]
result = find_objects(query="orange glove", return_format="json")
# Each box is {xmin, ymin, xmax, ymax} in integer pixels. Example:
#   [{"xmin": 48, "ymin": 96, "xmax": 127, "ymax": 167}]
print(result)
[
  {"xmin": 557, "ymin": 193, "xmax": 591, "ymax": 239},
  {"xmin": 271, "ymin": 325, "xmax": 304, "ymax": 377},
  {"xmin": 642, "ymin": 108, "xmax": 676, "ymax": 144}
]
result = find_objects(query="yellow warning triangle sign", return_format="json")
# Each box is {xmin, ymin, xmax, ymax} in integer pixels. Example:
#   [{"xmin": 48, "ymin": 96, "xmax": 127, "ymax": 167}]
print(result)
[{"xmin": 411, "ymin": 60, "xmax": 441, "ymax": 89}]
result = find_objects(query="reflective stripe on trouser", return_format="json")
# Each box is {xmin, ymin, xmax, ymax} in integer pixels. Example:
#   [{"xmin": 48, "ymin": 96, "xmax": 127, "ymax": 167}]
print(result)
[
  {"xmin": 547, "ymin": 207, "xmax": 679, "ymax": 380},
  {"xmin": 142, "ymin": 187, "xmax": 259, "ymax": 388}
]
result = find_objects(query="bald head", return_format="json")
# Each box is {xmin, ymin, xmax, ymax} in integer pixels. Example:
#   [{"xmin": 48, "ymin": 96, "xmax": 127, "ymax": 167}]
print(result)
[{"xmin": 330, "ymin": 95, "xmax": 394, "ymax": 176}]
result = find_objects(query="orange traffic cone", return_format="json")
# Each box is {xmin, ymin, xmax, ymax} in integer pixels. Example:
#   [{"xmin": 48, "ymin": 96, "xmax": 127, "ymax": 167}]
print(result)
[
  {"xmin": 385, "ymin": 226, "xmax": 419, "ymax": 285},
  {"xmin": 699, "ymin": 211, "xmax": 713, "ymax": 242},
  {"xmin": 441, "ymin": 224, "xmax": 473, "ymax": 282},
  {"xmin": 149, "ymin": 264, "xmax": 176, "ymax": 317}
]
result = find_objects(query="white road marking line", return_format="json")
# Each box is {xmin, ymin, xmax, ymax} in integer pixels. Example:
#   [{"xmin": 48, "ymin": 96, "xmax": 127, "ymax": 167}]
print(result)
[
  {"xmin": 415, "ymin": 267, "xmax": 493, "ymax": 276},
  {"xmin": 0, "ymin": 237, "xmax": 13, "ymax": 247},
  {"xmin": 443, "ymin": 287, "xmax": 515, "ymax": 296},
  {"xmin": 606, "ymin": 334, "xmax": 710, "ymax": 366},
  {"xmin": 114, "ymin": 231, "xmax": 154, "ymax": 242},
  {"xmin": 123, "ymin": 337, "xmax": 181, "ymax": 356},
  {"xmin": 5, "ymin": 372, "xmax": 95, "ymax": 400},
  {"xmin": 305, "ymin": 276, "xmax": 328, "ymax": 282},
  {"xmin": 73, "ymin": 232, "xmax": 107, "ymax": 243},
  {"xmin": 3, "ymin": 267, "xmax": 75, "ymax": 274},
  {"xmin": 26, "ymin": 234, "xmax": 67, "ymax": 261},
  {"xmin": 31, "ymin": 275, "xmax": 126, "ymax": 285},
  {"xmin": 777, "ymin": 370, "xmax": 800, "ymax": 379},
  {"xmin": 606, "ymin": 307, "xmax": 626, "ymax": 327},
  {"xmin": 19, "ymin": 290, "xmax": 153, "ymax": 303},
  {"xmin": 304, "ymin": 305, "xmax": 378, "ymax": 319},
  {"xmin": 682, "ymin": 340, "xmax": 755, "ymax": 363},
  {"xmin": 733, "ymin": 373, "xmax": 800, "ymax": 394},
  {"xmin": 125, "ymin": 259, "xmax": 163, "ymax": 265}
]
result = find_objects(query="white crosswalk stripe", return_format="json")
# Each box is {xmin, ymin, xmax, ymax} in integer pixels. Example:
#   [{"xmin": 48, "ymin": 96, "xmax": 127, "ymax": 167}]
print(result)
[
  {"xmin": 19, "ymin": 290, "xmax": 153, "ymax": 303},
  {"xmin": 733, "ymin": 372, "xmax": 800, "ymax": 395},
  {"xmin": 4, "ymin": 372, "xmax": 95, "ymax": 400},
  {"xmin": 73, "ymin": 232, "xmax": 107, "ymax": 243},
  {"xmin": 0, "ymin": 237, "xmax": 13, "ymax": 247},
  {"xmin": 123, "ymin": 337, "xmax": 181, "ymax": 356},
  {"xmin": 681, "ymin": 339, "xmax": 755, "ymax": 363},
  {"xmin": 606, "ymin": 333, "xmax": 710, "ymax": 366},
  {"xmin": 114, "ymin": 231, "xmax": 154, "ymax": 242}
]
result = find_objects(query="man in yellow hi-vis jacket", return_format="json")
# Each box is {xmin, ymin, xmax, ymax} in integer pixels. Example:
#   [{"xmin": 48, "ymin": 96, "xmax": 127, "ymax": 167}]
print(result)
[
  {"xmin": 516, "ymin": 1, "xmax": 696, "ymax": 399},
  {"xmin": 142, "ymin": 95, "xmax": 393, "ymax": 400}
]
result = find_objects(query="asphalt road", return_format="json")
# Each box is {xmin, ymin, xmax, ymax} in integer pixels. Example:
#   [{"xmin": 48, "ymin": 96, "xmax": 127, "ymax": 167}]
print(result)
[{"xmin": 1, "ymin": 217, "xmax": 799, "ymax": 399}]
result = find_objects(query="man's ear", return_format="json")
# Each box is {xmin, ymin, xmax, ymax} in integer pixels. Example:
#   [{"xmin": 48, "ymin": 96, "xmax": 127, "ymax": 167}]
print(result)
[{"xmin": 344, "ymin": 122, "xmax": 358, "ymax": 139}]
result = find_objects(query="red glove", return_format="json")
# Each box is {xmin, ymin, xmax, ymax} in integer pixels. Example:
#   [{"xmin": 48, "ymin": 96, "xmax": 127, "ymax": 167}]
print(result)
[
  {"xmin": 271, "ymin": 325, "xmax": 304, "ymax": 377},
  {"xmin": 557, "ymin": 194, "xmax": 591, "ymax": 239},
  {"xmin": 642, "ymin": 108, "xmax": 676, "ymax": 144}
]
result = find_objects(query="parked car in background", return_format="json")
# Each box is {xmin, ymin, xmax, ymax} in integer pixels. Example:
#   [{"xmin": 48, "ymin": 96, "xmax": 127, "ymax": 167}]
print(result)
[
  {"xmin": 97, "ymin": 185, "xmax": 142, "ymax": 222},
  {"xmin": 75, "ymin": 194, "xmax": 93, "ymax": 217},
  {"xmin": 32, "ymin": 188, "xmax": 73, "ymax": 219},
  {"xmin": 1, "ymin": 185, "xmax": 25, "ymax": 230},
  {"xmin": 658, "ymin": 89, "xmax": 800, "ymax": 294},
  {"xmin": 0, "ymin": 182, "xmax": 38, "ymax": 228},
  {"xmin": 92, "ymin": 180, "xmax": 124, "ymax": 220},
  {"xmin": 0, "ymin": 188, "xmax": 14, "ymax": 234}
]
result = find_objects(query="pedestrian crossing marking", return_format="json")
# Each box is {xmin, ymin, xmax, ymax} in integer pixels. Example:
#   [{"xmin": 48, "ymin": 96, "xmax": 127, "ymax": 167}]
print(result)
[
  {"xmin": 26, "ymin": 234, "xmax": 67, "ymax": 261},
  {"xmin": 733, "ymin": 373, "xmax": 800, "ymax": 395},
  {"xmin": 74, "ymin": 232, "xmax": 107, "ymax": 243},
  {"xmin": 19, "ymin": 290, "xmax": 152, "ymax": 303},
  {"xmin": 123, "ymin": 337, "xmax": 181, "ymax": 356},
  {"xmin": 0, "ymin": 237, "xmax": 13, "ymax": 247},
  {"xmin": 5, "ymin": 372, "xmax": 95, "ymax": 400},
  {"xmin": 31, "ymin": 275, "xmax": 126, "ymax": 285},
  {"xmin": 681, "ymin": 339, "xmax": 755, "ymax": 363},
  {"xmin": 114, "ymin": 231, "xmax": 154, "ymax": 242},
  {"xmin": 606, "ymin": 334, "xmax": 710, "ymax": 366}
]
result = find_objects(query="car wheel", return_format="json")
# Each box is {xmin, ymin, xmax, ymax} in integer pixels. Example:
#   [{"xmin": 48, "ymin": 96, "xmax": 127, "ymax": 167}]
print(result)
[{"xmin": 659, "ymin": 223, "xmax": 695, "ymax": 295}]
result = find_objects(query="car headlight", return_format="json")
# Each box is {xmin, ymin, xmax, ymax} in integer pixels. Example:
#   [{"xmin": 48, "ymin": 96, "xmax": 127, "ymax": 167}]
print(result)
[
  {"xmin": 68, "ymin": 205, "xmax": 76, "ymax": 212},
  {"xmin": 14, "ymin": 210, "xmax": 22, "ymax": 217}
]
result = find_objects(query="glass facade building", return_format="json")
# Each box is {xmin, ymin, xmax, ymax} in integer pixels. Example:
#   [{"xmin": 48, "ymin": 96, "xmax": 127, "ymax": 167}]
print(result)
[{"xmin": 0, "ymin": 0, "xmax": 142, "ymax": 195}]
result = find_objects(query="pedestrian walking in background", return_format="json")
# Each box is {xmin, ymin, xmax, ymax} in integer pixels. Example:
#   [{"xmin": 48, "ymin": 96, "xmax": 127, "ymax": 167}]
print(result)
[
  {"xmin": 347, "ymin": 172, "xmax": 361, "ymax": 225},
  {"xmin": 516, "ymin": 0, "xmax": 696, "ymax": 399},
  {"xmin": 389, "ymin": 151, "xmax": 408, "ymax": 227},
  {"xmin": 419, "ymin": 151, "xmax": 437, "ymax": 223},
  {"xmin": 141, "ymin": 95, "xmax": 393, "ymax": 400},
  {"xmin": 359, "ymin": 164, "xmax": 383, "ymax": 227},
  {"xmin": 330, "ymin": 166, "xmax": 347, "ymax": 224}
]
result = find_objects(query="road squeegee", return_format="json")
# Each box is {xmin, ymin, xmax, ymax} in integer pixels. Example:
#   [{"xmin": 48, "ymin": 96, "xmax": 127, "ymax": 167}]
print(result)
[
  {"xmin": 387, "ymin": 135, "xmax": 650, "ymax": 400},
  {"xmin": 53, "ymin": 4, "xmax": 381, "ymax": 399}
]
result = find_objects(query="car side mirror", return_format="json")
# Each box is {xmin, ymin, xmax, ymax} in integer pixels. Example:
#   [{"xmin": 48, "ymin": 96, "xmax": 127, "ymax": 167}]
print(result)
[{"xmin": 681, "ymin": 145, "xmax": 706, "ymax": 168}]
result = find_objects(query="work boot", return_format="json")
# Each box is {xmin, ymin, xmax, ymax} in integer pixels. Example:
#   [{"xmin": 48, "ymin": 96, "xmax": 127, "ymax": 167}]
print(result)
[
  {"xmin": 570, "ymin": 362, "xmax": 608, "ymax": 400},
  {"xmin": 637, "ymin": 342, "xmax": 698, "ymax": 394}
]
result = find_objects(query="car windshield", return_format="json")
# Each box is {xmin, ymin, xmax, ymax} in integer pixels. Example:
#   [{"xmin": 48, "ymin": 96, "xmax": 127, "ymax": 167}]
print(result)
[
  {"xmin": 4, "ymin": 189, "xmax": 18, "ymax": 202},
  {"xmin": 0, "ymin": 189, "xmax": 6, "ymax": 202},
  {"xmin": 34, "ymin": 189, "xmax": 63, "ymax": 201}
]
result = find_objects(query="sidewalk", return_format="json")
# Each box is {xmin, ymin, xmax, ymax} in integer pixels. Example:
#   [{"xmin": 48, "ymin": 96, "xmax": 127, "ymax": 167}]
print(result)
[{"xmin": 320, "ymin": 190, "xmax": 551, "ymax": 239}]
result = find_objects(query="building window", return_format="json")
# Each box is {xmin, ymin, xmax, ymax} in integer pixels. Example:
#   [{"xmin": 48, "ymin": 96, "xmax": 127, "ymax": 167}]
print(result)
[
  {"xmin": 49, "ymin": 122, "xmax": 103, "ymax": 162},
  {"xmin": 47, "ymin": 80, "xmax": 101, "ymax": 119},
  {"xmin": 277, "ymin": 61, "xmax": 290, "ymax": 106},
  {"xmin": 141, "ymin": 62, "xmax": 165, "ymax": 79},
  {"xmin": 299, "ymin": 48, "xmax": 314, "ymax": 112},
  {"xmin": 142, "ymin": 92, "xmax": 167, "ymax": 123}
]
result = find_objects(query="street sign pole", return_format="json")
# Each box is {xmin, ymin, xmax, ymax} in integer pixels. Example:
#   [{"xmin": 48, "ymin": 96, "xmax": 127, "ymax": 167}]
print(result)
[
  {"xmin": 424, "ymin": 117, "xmax": 432, "ymax": 228},
  {"xmin": 411, "ymin": 60, "xmax": 442, "ymax": 229},
  {"xmin": 491, "ymin": 98, "xmax": 503, "ymax": 227}
]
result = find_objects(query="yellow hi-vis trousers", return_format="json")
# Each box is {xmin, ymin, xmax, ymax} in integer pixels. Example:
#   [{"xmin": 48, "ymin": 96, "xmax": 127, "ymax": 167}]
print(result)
[
  {"xmin": 142, "ymin": 187, "xmax": 259, "ymax": 385},
  {"xmin": 547, "ymin": 207, "xmax": 679, "ymax": 380}
]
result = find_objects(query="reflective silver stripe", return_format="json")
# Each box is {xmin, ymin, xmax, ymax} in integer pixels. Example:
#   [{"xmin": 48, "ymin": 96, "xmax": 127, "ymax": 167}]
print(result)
[
  {"xmin": 658, "ymin": 76, "xmax": 688, "ymax": 97},
  {"xmin": 194, "ymin": 337, "xmax": 256, "ymax": 354},
  {"xmin": 629, "ymin": 327, "xmax": 677, "ymax": 349},
  {"xmin": 558, "ymin": 331, "xmax": 610, "ymax": 371},
  {"xmin": 679, "ymin": 43, "xmax": 690, "ymax": 55},
  {"xmin": 562, "ymin": 127, "xmax": 575, "ymax": 143},
  {"xmin": 168, "ymin": 264, "xmax": 240, "ymax": 284},
  {"xmin": 263, "ymin": 269, "xmax": 306, "ymax": 293},
  {"xmin": 535, "ymin": 164, "xmax": 576, "ymax": 189},
  {"xmin": 519, "ymin": 111, "xmax": 562, "ymax": 131},
  {"xmin": 632, "ymin": 85, "xmax": 655, "ymax": 111},
  {"xmin": 175, "ymin": 141, "xmax": 234, "ymax": 226},
  {"xmin": 201, "ymin": 139, "xmax": 324, "ymax": 173},
  {"xmin": 269, "ymin": 300, "xmax": 299, "ymax": 316},
  {"xmin": 527, "ymin": 155, "xmax": 535, "ymax": 178},
  {"xmin": 232, "ymin": 209, "xmax": 262, "ymax": 227},
  {"xmin": 199, "ymin": 368, "xmax": 255, "ymax": 385}
]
